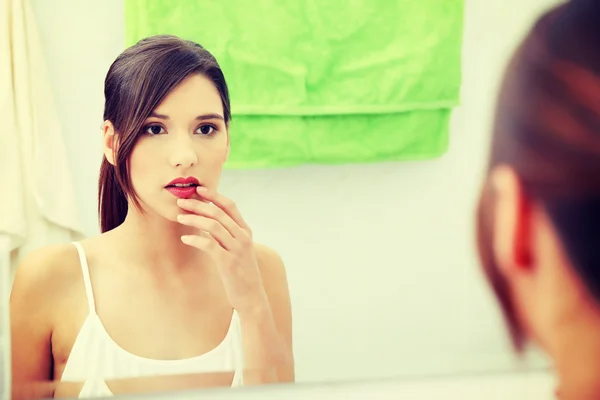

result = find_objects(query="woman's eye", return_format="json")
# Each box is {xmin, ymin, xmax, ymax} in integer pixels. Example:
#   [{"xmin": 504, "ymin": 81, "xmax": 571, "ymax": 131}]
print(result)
[
  {"xmin": 145, "ymin": 125, "xmax": 164, "ymax": 135},
  {"xmin": 197, "ymin": 125, "xmax": 215, "ymax": 135}
]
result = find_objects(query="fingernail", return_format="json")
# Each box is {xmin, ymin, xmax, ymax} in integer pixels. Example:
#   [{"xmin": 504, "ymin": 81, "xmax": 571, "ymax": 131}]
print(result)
[
  {"xmin": 177, "ymin": 214, "xmax": 185, "ymax": 222},
  {"xmin": 197, "ymin": 186, "xmax": 208, "ymax": 193},
  {"xmin": 181, "ymin": 235, "xmax": 191, "ymax": 244},
  {"xmin": 177, "ymin": 199, "xmax": 187, "ymax": 206}
]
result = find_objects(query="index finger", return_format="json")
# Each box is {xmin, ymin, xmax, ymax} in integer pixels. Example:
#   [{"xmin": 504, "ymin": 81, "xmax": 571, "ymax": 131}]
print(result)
[{"xmin": 196, "ymin": 187, "xmax": 251, "ymax": 232}]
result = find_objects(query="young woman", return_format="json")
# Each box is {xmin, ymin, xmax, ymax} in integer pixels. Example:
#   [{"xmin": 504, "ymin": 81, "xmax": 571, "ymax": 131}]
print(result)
[
  {"xmin": 476, "ymin": 0, "xmax": 600, "ymax": 398},
  {"xmin": 10, "ymin": 35, "xmax": 294, "ymax": 398}
]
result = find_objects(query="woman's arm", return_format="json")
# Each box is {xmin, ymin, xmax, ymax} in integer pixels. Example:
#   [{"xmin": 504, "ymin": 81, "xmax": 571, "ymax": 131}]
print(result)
[
  {"xmin": 175, "ymin": 189, "xmax": 294, "ymax": 385},
  {"xmin": 237, "ymin": 244, "xmax": 294, "ymax": 385},
  {"xmin": 10, "ymin": 247, "xmax": 61, "ymax": 399}
]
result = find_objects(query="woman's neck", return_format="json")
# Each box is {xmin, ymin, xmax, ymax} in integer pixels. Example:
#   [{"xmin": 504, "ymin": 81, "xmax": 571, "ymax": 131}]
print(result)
[
  {"xmin": 110, "ymin": 208, "xmax": 209, "ymax": 273},
  {"xmin": 552, "ymin": 309, "xmax": 600, "ymax": 399}
]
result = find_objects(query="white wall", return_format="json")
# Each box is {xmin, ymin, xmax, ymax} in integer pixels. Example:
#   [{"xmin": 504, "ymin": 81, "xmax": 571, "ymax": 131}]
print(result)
[{"xmin": 29, "ymin": 0, "xmax": 561, "ymax": 385}]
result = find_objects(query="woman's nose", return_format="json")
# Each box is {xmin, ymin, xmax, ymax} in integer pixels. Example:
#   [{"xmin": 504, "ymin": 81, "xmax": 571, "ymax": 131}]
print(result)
[{"xmin": 168, "ymin": 136, "xmax": 198, "ymax": 168}]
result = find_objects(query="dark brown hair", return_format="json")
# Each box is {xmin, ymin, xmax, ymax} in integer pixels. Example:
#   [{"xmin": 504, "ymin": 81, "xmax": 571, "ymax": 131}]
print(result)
[
  {"xmin": 98, "ymin": 35, "xmax": 231, "ymax": 233},
  {"xmin": 476, "ymin": 0, "xmax": 600, "ymax": 352}
]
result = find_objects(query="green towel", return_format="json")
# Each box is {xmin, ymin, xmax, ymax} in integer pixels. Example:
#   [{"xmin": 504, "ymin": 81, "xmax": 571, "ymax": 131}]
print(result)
[{"xmin": 124, "ymin": 1, "xmax": 464, "ymax": 169}]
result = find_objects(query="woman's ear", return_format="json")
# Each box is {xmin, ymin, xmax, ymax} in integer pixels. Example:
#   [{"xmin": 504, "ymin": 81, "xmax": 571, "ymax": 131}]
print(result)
[
  {"xmin": 490, "ymin": 165, "xmax": 534, "ymax": 276},
  {"xmin": 102, "ymin": 120, "xmax": 117, "ymax": 165},
  {"xmin": 224, "ymin": 124, "xmax": 230, "ymax": 162}
]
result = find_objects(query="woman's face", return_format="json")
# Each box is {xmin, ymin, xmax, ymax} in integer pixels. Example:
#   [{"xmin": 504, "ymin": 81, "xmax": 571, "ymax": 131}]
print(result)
[{"xmin": 126, "ymin": 73, "xmax": 229, "ymax": 222}]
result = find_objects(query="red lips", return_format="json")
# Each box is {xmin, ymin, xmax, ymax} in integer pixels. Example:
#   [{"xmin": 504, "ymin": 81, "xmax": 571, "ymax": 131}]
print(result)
[
  {"xmin": 166, "ymin": 176, "xmax": 200, "ymax": 187},
  {"xmin": 165, "ymin": 176, "xmax": 201, "ymax": 199}
]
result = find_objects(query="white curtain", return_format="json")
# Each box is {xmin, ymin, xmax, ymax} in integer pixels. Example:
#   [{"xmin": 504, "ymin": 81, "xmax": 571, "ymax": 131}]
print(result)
[{"xmin": 0, "ymin": 0, "xmax": 85, "ymax": 287}]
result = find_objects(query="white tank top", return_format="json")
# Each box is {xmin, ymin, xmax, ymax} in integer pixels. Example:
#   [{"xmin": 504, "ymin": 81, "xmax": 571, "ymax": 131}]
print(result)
[{"xmin": 60, "ymin": 242, "xmax": 245, "ymax": 398}]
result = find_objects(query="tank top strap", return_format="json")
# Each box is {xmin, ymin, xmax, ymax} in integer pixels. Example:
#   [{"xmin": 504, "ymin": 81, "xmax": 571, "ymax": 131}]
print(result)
[{"xmin": 72, "ymin": 242, "xmax": 97, "ymax": 314}]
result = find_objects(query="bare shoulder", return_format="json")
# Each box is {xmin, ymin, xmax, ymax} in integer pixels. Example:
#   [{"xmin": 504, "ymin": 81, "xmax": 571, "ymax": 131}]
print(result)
[
  {"xmin": 11, "ymin": 243, "xmax": 82, "ymax": 313},
  {"xmin": 252, "ymin": 242, "xmax": 292, "ymax": 320},
  {"xmin": 253, "ymin": 242, "xmax": 288, "ymax": 285},
  {"xmin": 10, "ymin": 243, "xmax": 84, "ymax": 384}
]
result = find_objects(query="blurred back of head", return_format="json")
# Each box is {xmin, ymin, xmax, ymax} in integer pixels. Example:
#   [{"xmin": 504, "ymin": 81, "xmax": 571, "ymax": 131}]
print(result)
[{"xmin": 477, "ymin": 0, "xmax": 600, "ymax": 353}]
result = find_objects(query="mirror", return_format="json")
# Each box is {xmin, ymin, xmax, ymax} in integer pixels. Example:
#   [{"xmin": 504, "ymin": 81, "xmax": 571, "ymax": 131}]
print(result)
[
  {"xmin": 3, "ymin": 0, "xmax": 563, "ymax": 398},
  {"xmin": 11, "ymin": 368, "xmax": 556, "ymax": 400}
]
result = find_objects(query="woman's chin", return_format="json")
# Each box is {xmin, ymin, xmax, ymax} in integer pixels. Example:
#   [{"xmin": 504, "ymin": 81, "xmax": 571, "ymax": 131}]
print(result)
[{"xmin": 159, "ymin": 207, "xmax": 181, "ymax": 224}]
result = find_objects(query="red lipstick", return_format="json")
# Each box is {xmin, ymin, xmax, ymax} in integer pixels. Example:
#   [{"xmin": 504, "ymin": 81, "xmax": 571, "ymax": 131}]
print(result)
[{"xmin": 165, "ymin": 177, "xmax": 200, "ymax": 198}]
